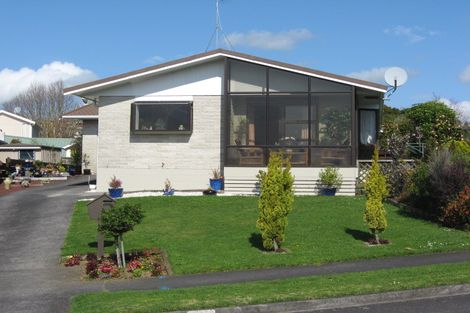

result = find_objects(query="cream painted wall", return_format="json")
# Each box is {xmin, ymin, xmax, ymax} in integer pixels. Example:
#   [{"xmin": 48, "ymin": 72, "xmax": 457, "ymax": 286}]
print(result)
[
  {"xmin": 95, "ymin": 95, "xmax": 223, "ymax": 192},
  {"xmin": 97, "ymin": 60, "xmax": 224, "ymax": 97},
  {"xmin": 0, "ymin": 115, "xmax": 33, "ymax": 137},
  {"xmin": 82, "ymin": 120, "xmax": 98, "ymax": 173}
]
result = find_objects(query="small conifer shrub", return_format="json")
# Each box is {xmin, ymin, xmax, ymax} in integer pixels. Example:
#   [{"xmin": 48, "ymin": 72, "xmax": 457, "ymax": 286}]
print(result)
[
  {"xmin": 364, "ymin": 147, "xmax": 389, "ymax": 244},
  {"xmin": 256, "ymin": 152, "xmax": 294, "ymax": 251}
]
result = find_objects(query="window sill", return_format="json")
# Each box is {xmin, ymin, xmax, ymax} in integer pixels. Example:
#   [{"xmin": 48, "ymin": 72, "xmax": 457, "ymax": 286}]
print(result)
[{"xmin": 132, "ymin": 130, "xmax": 192, "ymax": 135}]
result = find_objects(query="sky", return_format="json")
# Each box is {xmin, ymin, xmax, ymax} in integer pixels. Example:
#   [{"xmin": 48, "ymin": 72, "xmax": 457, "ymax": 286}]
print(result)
[{"xmin": 0, "ymin": 0, "xmax": 469, "ymax": 121}]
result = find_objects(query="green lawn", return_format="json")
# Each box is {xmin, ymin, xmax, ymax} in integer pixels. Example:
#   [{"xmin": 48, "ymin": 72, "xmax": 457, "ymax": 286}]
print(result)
[
  {"xmin": 71, "ymin": 261, "xmax": 470, "ymax": 313},
  {"xmin": 62, "ymin": 196, "xmax": 470, "ymax": 274}
]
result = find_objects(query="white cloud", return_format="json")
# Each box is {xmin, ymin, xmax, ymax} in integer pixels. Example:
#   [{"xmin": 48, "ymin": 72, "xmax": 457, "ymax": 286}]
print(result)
[
  {"xmin": 145, "ymin": 55, "xmax": 166, "ymax": 64},
  {"xmin": 347, "ymin": 67, "xmax": 417, "ymax": 84},
  {"xmin": 227, "ymin": 29, "xmax": 313, "ymax": 50},
  {"xmin": 0, "ymin": 61, "xmax": 97, "ymax": 103},
  {"xmin": 384, "ymin": 26, "xmax": 439, "ymax": 43},
  {"xmin": 439, "ymin": 97, "xmax": 470, "ymax": 123},
  {"xmin": 347, "ymin": 67, "xmax": 390, "ymax": 84},
  {"xmin": 460, "ymin": 65, "xmax": 470, "ymax": 83}
]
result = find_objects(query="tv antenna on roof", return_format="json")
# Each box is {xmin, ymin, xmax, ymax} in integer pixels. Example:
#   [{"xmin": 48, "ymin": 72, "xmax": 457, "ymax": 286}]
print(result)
[
  {"xmin": 384, "ymin": 67, "xmax": 408, "ymax": 98},
  {"xmin": 205, "ymin": 0, "xmax": 233, "ymax": 51},
  {"xmin": 13, "ymin": 107, "xmax": 21, "ymax": 114}
]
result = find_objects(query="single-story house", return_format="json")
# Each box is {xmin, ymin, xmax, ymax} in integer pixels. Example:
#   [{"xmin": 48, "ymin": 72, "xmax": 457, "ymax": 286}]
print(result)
[
  {"xmin": 62, "ymin": 104, "xmax": 98, "ymax": 173},
  {"xmin": 0, "ymin": 110, "xmax": 38, "ymax": 138},
  {"xmin": 63, "ymin": 49, "xmax": 386, "ymax": 195},
  {"xmin": 0, "ymin": 135, "xmax": 74, "ymax": 163}
]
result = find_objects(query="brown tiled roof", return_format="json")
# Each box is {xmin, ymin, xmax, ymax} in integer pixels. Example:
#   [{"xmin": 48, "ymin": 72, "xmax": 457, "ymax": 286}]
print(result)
[
  {"xmin": 64, "ymin": 49, "xmax": 388, "ymax": 95},
  {"xmin": 63, "ymin": 104, "xmax": 98, "ymax": 117}
]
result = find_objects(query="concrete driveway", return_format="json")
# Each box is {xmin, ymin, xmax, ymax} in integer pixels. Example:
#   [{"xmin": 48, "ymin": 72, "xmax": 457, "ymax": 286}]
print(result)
[{"xmin": 0, "ymin": 176, "xmax": 98, "ymax": 313}]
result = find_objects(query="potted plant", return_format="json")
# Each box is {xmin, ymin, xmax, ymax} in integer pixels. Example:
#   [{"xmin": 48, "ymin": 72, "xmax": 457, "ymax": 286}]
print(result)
[
  {"xmin": 318, "ymin": 167, "xmax": 343, "ymax": 196},
  {"xmin": 162, "ymin": 178, "xmax": 174, "ymax": 196},
  {"xmin": 108, "ymin": 175, "xmax": 123, "ymax": 198},
  {"xmin": 3, "ymin": 175, "xmax": 12, "ymax": 190},
  {"xmin": 209, "ymin": 168, "xmax": 224, "ymax": 191}
]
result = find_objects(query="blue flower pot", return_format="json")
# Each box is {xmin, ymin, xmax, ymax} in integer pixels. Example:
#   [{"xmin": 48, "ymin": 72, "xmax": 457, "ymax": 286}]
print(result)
[
  {"xmin": 209, "ymin": 178, "xmax": 224, "ymax": 191},
  {"xmin": 108, "ymin": 187, "xmax": 123, "ymax": 198},
  {"xmin": 163, "ymin": 189, "xmax": 174, "ymax": 196},
  {"xmin": 321, "ymin": 187, "xmax": 337, "ymax": 196}
]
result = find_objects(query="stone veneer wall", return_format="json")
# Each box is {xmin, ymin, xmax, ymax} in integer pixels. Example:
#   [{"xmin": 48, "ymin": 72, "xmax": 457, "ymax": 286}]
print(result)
[{"xmin": 96, "ymin": 95, "xmax": 224, "ymax": 192}]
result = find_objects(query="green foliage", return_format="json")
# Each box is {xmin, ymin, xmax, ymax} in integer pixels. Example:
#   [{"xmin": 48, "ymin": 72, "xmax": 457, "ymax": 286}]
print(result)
[
  {"xmin": 98, "ymin": 203, "xmax": 144, "ymax": 239},
  {"xmin": 256, "ymin": 152, "xmax": 294, "ymax": 251},
  {"xmin": 440, "ymin": 186, "xmax": 470, "ymax": 231},
  {"xmin": 364, "ymin": 147, "xmax": 389, "ymax": 241},
  {"xmin": 320, "ymin": 109, "xmax": 351, "ymax": 145},
  {"xmin": 318, "ymin": 167, "xmax": 343, "ymax": 188},
  {"xmin": 404, "ymin": 101, "xmax": 462, "ymax": 150}
]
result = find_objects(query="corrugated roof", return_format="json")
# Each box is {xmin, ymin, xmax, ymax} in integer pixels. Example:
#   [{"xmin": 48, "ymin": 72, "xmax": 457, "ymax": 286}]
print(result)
[
  {"xmin": 4, "ymin": 135, "xmax": 74, "ymax": 149},
  {"xmin": 64, "ymin": 49, "xmax": 388, "ymax": 96},
  {"xmin": 63, "ymin": 104, "xmax": 98, "ymax": 117}
]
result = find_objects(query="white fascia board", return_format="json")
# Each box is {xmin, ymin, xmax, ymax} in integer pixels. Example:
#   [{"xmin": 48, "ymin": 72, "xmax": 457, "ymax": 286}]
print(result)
[
  {"xmin": 0, "ymin": 146, "xmax": 41, "ymax": 150},
  {"xmin": 226, "ymin": 55, "xmax": 388, "ymax": 93},
  {"xmin": 63, "ymin": 54, "xmax": 224, "ymax": 96},
  {"xmin": 62, "ymin": 115, "xmax": 98, "ymax": 120},
  {"xmin": 134, "ymin": 95, "xmax": 194, "ymax": 102},
  {"xmin": 0, "ymin": 110, "xmax": 36, "ymax": 125},
  {"xmin": 62, "ymin": 144, "xmax": 75, "ymax": 150},
  {"xmin": 64, "ymin": 52, "xmax": 387, "ymax": 96}
]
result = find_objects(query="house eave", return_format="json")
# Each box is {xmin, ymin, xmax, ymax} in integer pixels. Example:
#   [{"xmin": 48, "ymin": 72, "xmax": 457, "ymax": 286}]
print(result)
[{"xmin": 63, "ymin": 50, "xmax": 388, "ymax": 96}]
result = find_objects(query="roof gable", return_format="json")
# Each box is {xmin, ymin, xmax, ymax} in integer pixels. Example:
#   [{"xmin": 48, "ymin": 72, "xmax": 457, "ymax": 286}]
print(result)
[
  {"xmin": 64, "ymin": 49, "xmax": 387, "ymax": 96},
  {"xmin": 0, "ymin": 110, "xmax": 35, "ymax": 125},
  {"xmin": 62, "ymin": 104, "xmax": 98, "ymax": 119}
]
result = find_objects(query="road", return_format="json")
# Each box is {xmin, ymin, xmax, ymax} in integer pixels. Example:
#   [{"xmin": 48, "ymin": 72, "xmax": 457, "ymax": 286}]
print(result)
[{"xmin": 312, "ymin": 294, "xmax": 470, "ymax": 313}]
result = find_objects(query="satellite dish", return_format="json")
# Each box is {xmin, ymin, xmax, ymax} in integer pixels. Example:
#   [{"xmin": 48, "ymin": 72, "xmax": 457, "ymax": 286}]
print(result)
[
  {"xmin": 384, "ymin": 67, "xmax": 408, "ymax": 88},
  {"xmin": 13, "ymin": 107, "xmax": 21, "ymax": 114}
]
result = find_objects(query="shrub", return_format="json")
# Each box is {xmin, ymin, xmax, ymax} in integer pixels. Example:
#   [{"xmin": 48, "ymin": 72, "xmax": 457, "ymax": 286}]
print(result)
[
  {"xmin": 98, "ymin": 203, "xmax": 144, "ymax": 267},
  {"xmin": 364, "ymin": 147, "xmax": 389, "ymax": 243},
  {"xmin": 256, "ymin": 152, "xmax": 294, "ymax": 251},
  {"xmin": 318, "ymin": 167, "xmax": 342, "ymax": 189},
  {"xmin": 86, "ymin": 259, "xmax": 99, "ymax": 278},
  {"xmin": 440, "ymin": 186, "xmax": 470, "ymax": 230},
  {"xmin": 427, "ymin": 150, "xmax": 469, "ymax": 214},
  {"xmin": 404, "ymin": 101, "xmax": 462, "ymax": 151}
]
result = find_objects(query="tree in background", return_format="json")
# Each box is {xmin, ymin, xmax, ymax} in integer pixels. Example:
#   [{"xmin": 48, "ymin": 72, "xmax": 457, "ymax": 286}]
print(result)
[
  {"xmin": 3, "ymin": 80, "xmax": 81, "ymax": 138},
  {"xmin": 404, "ymin": 100, "xmax": 462, "ymax": 152},
  {"xmin": 256, "ymin": 152, "xmax": 294, "ymax": 252},
  {"xmin": 364, "ymin": 147, "xmax": 389, "ymax": 244}
]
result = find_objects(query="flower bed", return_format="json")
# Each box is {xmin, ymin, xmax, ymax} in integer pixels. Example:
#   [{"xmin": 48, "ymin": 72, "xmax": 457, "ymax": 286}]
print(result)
[{"xmin": 63, "ymin": 247, "xmax": 171, "ymax": 280}]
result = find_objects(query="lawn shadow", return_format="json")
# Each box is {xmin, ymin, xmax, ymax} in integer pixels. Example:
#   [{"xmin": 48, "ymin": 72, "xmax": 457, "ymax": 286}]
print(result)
[
  {"xmin": 88, "ymin": 240, "xmax": 114, "ymax": 248},
  {"xmin": 248, "ymin": 232, "xmax": 264, "ymax": 251},
  {"xmin": 345, "ymin": 228, "xmax": 373, "ymax": 242}
]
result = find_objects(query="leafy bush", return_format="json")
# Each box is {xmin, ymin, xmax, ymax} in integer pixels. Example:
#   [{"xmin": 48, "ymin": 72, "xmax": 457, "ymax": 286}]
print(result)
[
  {"xmin": 86, "ymin": 259, "xmax": 99, "ymax": 278},
  {"xmin": 364, "ymin": 147, "xmax": 389, "ymax": 243},
  {"xmin": 318, "ymin": 167, "xmax": 342, "ymax": 189},
  {"xmin": 428, "ymin": 150, "xmax": 469, "ymax": 214},
  {"xmin": 440, "ymin": 186, "xmax": 470, "ymax": 230},
  {"xmin": 256, "ymin": 152, "xmax": 294, "ymax": 251},
  {"xmin": 405, "ymin": 148, "xmax": 470, "ymax": 221},
  {"xmin": 404, "ymin": 101, "xmax": 462, "ymax": 151},
  {"xmin": 98, "ymin": 203, "xmax": 144, "ymax": 267}
]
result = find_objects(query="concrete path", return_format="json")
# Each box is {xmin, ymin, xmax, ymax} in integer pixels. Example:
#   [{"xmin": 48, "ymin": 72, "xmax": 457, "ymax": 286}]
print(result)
[{"xmin": 0, "ymin": 179, "xmax": 469, "ymax": 313}]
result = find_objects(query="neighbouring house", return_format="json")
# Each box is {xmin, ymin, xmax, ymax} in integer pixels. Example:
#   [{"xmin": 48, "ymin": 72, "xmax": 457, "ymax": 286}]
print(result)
[
  {"xmin": 62, "ymin": 103, "xmax": 98, "ymax": 173},
  {"xmin": 0, "ymin": 135, "xmax": 74, "ymax": 164},
  {"xmin": 63, "ymin": 49, "xmax": 386, "ymax": 195},
  {"xmin": 0, "ymin": 110, "xmax": 37, "ymax": 138}
]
